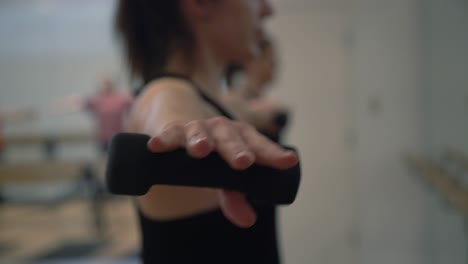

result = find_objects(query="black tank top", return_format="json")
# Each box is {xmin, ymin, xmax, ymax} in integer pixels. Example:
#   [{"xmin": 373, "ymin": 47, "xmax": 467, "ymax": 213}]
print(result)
[{"xmin": 136, "ymin": 74, "xmax": 280, "ymax": 264}]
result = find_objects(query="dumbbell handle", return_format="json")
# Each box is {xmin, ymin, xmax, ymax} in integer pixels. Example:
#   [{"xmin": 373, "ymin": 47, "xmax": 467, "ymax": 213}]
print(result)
[{"xmin": 105, "ymin": 133, "xmax": 301, "ymax": 205}]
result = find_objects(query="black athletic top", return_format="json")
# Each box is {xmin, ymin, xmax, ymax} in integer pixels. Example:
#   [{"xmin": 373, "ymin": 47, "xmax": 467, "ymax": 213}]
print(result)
[
  {"xmin": 260, "ymin": 110, "xmax": 289, "ymax": 144},
  {"xmin": 136, "ymin": 74, "xmax": 280, "ymax": 264}
]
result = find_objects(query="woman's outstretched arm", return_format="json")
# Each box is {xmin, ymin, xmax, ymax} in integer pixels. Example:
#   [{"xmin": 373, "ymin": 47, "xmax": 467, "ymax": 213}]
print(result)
[{"xmin": 128, "ymin": 79, "xmax": 298, "ymax": 228}]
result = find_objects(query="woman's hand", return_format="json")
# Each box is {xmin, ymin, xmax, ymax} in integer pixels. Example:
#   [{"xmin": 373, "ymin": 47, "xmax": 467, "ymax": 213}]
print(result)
[
  {"xmin": 146, "ymin": 116, "xmax": 298, "ymax": 228},
  {"xmin": 248, "ymin": 99, "xmax": 289, "ymax": 134}
]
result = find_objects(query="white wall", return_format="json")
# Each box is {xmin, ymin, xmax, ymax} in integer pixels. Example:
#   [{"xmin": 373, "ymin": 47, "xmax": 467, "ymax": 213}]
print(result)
[
  {"xmin": 424, "ymin": 0, "xmax": 468, "ymax": 156},
  {"xmin": 423, "ymin": 0, "xmax": 468, "ymax": 263},
  {"xmin": 269, "ymin": 3, "xmax": 358, "ymax": 264},
  {"xmin": 351, "ymin": 0, "xmax": 430, "ymax": 263}
]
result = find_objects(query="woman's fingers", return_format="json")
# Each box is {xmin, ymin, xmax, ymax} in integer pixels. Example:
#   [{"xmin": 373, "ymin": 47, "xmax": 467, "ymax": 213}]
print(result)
[
  {"xmin": 207, "ymin": 117, "xmax": 255, "ymax": 170},
  {"xmin": 240, "ymin": 123, "xmax": 298, "ymax": 170},
  {"xmin": 148, "ymin": 121, "xmax": 215, "ymax": 158},
  {"xmin": 147, "ymin": 117, "xmax": 298, "ymax": 169},
  {"xmin": 184, "ymin": 120, "xmax": 214, "ymax": 158},
  {"xmin": 147, "ymin": 122, "xmax": 186, "ymax": 152},
  {"xmin": 145, "ymin": 117, "xmax": 299, "ymax": 227},
  {"xmin": 218, "ymin": 190, "xmax": 257, "ymax": 228}
]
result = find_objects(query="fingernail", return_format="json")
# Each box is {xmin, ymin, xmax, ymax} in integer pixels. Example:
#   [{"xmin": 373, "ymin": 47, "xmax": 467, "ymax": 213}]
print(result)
[
  {"xmin": 147, "ymin": 138, "xmax": 156, "ymax": 148},
  {"xmin": 235, "ymin": 151, "xmax": 254, "ymax": 165},
  {"xmin": 147, "ymin": 137, "xmax": 164, "ymax": 150},
  {"xmin": 237, "ymin": 150, "xmax": 252, "ymax": 159},
  {"xmin": 190, "ymin": 137, "xmax": 207, "ymax": 146},
  {"xmin": 247, "ymin": 214, "xmax": 257, "ymax": 227},
  {"xmin": 284, "ymin": 151, "xmax": 299, "ymax": 164},
  {"xmin": 241, "ymin": 210, "xmax": 257, "ymax": 228}
]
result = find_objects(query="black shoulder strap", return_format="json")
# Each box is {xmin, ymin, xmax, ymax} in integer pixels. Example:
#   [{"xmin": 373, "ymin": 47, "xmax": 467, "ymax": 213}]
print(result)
[{"xmin": 140, "ymin": 73, "xmax": 235, "ymax": 120}]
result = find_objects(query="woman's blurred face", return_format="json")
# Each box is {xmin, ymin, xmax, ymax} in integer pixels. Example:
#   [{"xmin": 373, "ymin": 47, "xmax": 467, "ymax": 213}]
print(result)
[
  {"xmin": 202, "ymin": 0, "xmax": 274, "ymax": 65},
  {"xmin": 248, "ymin": 44, "xmax": 276, "ymax": 85}
]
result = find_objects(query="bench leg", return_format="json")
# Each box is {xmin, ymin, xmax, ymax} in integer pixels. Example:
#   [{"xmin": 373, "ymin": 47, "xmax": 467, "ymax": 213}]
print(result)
[{"xmin": 81, "ymin": 164, "xmax": 107, "ymax": 241}]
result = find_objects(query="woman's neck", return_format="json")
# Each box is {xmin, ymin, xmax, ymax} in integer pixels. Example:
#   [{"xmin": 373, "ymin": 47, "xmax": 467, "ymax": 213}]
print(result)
[
  {"xmin": 165, "ymin": 47, "xmax": 225, "ymax": 102},
  {"xmin": 236, "ymin": 76, "xmax": 263, "ymax": 100}
]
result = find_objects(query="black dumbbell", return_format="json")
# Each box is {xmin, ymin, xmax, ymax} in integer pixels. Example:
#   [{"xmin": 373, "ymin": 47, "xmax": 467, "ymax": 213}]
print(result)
[{"xmin": 105, "ymin": 133, "xmax": 301, "ymax": 205}]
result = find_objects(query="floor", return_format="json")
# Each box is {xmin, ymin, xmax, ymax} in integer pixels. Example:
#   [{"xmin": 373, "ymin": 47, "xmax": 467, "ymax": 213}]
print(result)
[{"xmin": 0, "ymin": 197, "xmax": 140, "ymax": 264}]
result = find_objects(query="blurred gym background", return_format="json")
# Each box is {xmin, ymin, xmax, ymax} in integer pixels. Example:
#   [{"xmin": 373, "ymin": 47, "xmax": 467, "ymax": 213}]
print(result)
[{"xmin": 0, "ymin": 0, "xmax": 467, "ymax": 263}]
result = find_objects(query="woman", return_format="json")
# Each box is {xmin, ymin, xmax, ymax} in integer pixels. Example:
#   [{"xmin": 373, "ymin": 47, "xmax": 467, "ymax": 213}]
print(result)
[
  {"xmin": 54, "ymin": 76, "xmax": 134, "ymax": 154},
  {"xmin": 225, "ymin": 34, "xmax": 277, "ymax": 100},
  {"xmin": 115, "ymin": 1, "xmax": 298, "ymax": 263},
  {"xmin": 224, "ymin": 35, "xmax": 290, "ymax": 143}
]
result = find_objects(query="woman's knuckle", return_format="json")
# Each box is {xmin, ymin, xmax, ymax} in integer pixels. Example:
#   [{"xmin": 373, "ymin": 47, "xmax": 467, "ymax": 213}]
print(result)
[
  {"xmin": 184, "ymin": 120, "xmax": 202, "ymax": 129},
  {"xmin": 162, "ymin": 121, "xmax": 183, "ymax": 132},
  {"xmin": 209, "ymin": 116, "xmax": 229, "ymax": 127}
]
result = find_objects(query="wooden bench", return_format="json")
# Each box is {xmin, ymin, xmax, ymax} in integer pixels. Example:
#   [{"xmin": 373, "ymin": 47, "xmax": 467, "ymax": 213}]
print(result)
[
  {"xmin": 407, "ymin": 155, "xmax": 468, "ymax": 216},
  {"xmin": 0, "ymin": 131, "xmax": 111, "ymax": 240},
  {"xmin": 3, "ymin": 132, "xmax": 95, "ymax": 160},
  {"xmin": 0, "ymin": 159, "xmax": 107, "ymax": 240},
  {"xmin": 4, "ymin": 132, "xmax": 94, "ymax": 146},
  {"xmin": 0, "ymin": 161, "xmax": 86, "ymax": 183}
]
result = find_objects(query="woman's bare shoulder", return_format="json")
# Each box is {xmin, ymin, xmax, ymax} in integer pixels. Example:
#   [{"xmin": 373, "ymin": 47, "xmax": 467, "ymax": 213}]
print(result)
[
  {"xmin": 141, "ymin": 78, "xmax": 201, "ymax": 102},
  {"xmin": 127, "ymin": 78, "xmax": 207, "ymax": 133}
]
